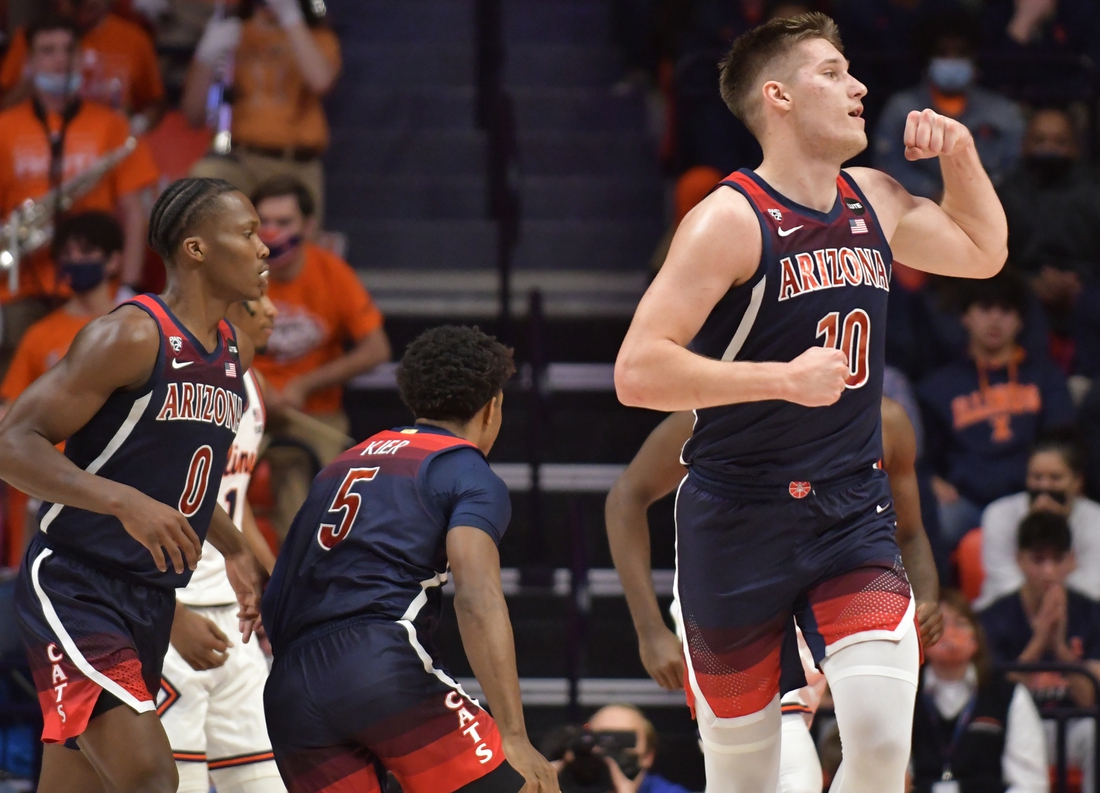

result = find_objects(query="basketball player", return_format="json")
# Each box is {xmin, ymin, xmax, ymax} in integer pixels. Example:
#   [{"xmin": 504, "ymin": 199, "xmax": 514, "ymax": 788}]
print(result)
[
  {"xmin": 613, "ymin": 14, "xmax": 1006, "ymax": 793},
  {"xmin": 262, "ymin": 326, "xmax": 557, "ymax": 793},
  {"xmin": 605, "ymin": 398, "xmax": 941, "ymax": 793},
  {"xmin": 0, "ymin": 178, "xmax": 270, "ymax": 793},
  {"xmin": 159, "ymin": 291, "xmax": 284, "ymax": 793}
]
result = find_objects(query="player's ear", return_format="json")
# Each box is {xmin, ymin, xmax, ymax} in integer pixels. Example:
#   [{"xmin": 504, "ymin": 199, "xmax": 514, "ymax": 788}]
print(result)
[
  {"xmin": 761, "ymin": 79, "xmax": 791, "ymax": 115},
  {"xmin": 181, "ymin": 236, "xmax": 206, "ymax": 265}
]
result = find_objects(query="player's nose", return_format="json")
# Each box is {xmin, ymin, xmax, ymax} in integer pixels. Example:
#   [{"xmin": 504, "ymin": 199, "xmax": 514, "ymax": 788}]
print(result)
[{"xmin": 849, "ymin": 75, "xmax": 867, "ymax": 100}]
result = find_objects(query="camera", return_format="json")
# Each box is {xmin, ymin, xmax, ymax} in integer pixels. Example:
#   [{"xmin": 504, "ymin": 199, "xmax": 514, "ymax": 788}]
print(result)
[{"xmin": 558, "ymin": 728, "xmax": 640, "ymax": 793}]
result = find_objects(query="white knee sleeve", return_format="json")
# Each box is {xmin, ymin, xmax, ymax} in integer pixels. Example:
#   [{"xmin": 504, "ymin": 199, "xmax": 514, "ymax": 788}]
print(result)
[
  {"xmin": 210, "ymin": 762, "xmax": 287, "ymax": 793},
  {"xmin": 778, "ymin": 714, "xmax": 823, "ymax": 793},
  {"xmin": 821, "ymin": 624, "xmax": 919, "ymax": 793},
  {"xmin": 695, "ymin": 693, "xmax": 782, "ymax": 793},
  {"xmin": 175, "ymin": 761, "xmax": 211, "ymax": 793}
]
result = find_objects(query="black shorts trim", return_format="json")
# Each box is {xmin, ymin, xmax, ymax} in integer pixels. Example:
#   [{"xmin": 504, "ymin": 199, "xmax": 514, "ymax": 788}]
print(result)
[{"xmin": 454, "ymin": 760, "xmax": 525, "ymax": 793}]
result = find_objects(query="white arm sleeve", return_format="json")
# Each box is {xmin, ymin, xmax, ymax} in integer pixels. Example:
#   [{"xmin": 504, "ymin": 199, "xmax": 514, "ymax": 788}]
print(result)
[{"xmin": 1002, "ymin": 683, "xmax": 1050, "ymax": 793}]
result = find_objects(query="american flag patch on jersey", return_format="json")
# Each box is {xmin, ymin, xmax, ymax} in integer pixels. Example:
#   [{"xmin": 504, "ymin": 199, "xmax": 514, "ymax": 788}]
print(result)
[
  {"xmin": 225, "ymin": 362, "xmax": 237, "ymax": 378},
  {"xmin": 849, "ymin": 218, "xmax": 868, "ymax": 235}
]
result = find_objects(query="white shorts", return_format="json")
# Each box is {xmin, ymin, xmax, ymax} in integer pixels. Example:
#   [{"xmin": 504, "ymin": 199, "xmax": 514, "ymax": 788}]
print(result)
[{"xmin": 158, "ymin": 604, "xmax": 276, "ymax": 776}]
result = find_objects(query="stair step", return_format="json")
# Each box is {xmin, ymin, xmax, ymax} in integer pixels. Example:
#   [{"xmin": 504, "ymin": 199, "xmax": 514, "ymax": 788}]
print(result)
[
  {"xmin": 520, "ymin": 176, "xmax": 663, "ymax": 220},
  {"xmin": 505, "ymin": 45, "xmax": 621, "ymax": 88},
  {"xmin": 325, "ymin": 130, "xmax": 486, "ymax": 176},
  {"xmin": 512, "ymin": 88, "xmax": 647, "ymax": 131},
  {"xmin": 503, "ymin": 0, "xmax": 612, "ymax": 44},
  {"xmin": 517, "ymin": 132, "xmax": 657, "ymax": 176},
  {"xmin": 338, "ymin": 44, "xmax": 474, "ymax": 87},
  {"xmin": 337, "ymin": 220, "xmax": 498, "ymax": 271},
  {"xmin": 325, "ymin": 175, "xmax": 487, "ymax": 219},
  {"xmin": 514, "ymin": 220, "xmax": 660, "ymax": 270},
  {"xmin": 326, "ymin": 88, "xmax": 477, "ymax": 131}
]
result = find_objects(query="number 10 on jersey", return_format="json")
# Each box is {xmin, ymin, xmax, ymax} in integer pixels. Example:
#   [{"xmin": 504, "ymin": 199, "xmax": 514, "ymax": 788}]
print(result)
[{"xmin": 816, "ymin": 308, "xmax": 871, "ymax": 389}]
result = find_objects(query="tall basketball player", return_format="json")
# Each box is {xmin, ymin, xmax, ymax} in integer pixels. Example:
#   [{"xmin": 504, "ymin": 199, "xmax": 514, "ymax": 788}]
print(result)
[
  {"xmin": 605, "ymin": 398, "xmax": 942, "ymax": 793},
  {"xmin": 0, "ymin": 178, "xmax": 270, "ymax": 793},
  {"xmin": 159, "ymin": 291, "xmax": 284, "ymax": 793},
  {"xmin": 614, "ymin": 14, "xmax": 1006, "ymax": 793}
]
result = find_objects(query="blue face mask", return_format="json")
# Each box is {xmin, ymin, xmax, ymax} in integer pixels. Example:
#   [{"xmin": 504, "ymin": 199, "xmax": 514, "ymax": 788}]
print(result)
[
  {"xmin": 928, "ymin": 57, "xmax": 974, "ymax": 94},
  {"xmin": 59, "ymin": 258, "xmax": 107, "ymax": 294},
  {"xmin": 34, "ymin": 71, "xmax": 82, "ymax": 98}
]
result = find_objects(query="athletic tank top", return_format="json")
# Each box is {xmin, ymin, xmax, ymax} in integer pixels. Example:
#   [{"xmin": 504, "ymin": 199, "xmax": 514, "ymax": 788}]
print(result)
[
  {"xmin": 681, "ymin": 169, "xmax": 892, "ymax": 489},
  {"xmin": 39, "ymin": 295, "xmax": 247, "ymax": 589},
  {"xmin": 177, "ymin": 369, "xmax": 265, "ymax": 606}
]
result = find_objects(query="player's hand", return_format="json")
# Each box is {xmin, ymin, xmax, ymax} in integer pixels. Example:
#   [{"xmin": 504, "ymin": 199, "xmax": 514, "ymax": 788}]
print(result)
[
  {"xmin": 114, "ymin": 489, "xmax": 202, "ymax": 574},
  {"xmin": 903, "ymin": 109, "xmax": 972, "ymax": 161},
  {"xmin": 638, "ymin": 625, "xmax": 685, "ymax": 691},
  {"xmin": 916, "ymin": 600, "xmax": 944, "ymax": 648},
  {"xmin": 225, "ymin": 549, "xmax": 269, "ymax": 643},
  {"xmin": 171, "ymin": 605, "xmax": 232, "ymax": 671},
  {"xmin": 785, "ymin": 346, "xmax": 848, "ymax": 407},
  {"xmin": 502, "ymin": 736, "xmax": 560, "ymax": 793}
]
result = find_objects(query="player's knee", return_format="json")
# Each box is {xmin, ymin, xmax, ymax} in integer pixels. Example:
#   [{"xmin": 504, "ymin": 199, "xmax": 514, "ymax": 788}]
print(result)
[
  {"xmin": 124, "ymin": 753, "xmax": 179, "ymax": 793},
  {"xmin": 843, "ymin": 718, "xmax": 909, "ymax": 772}
]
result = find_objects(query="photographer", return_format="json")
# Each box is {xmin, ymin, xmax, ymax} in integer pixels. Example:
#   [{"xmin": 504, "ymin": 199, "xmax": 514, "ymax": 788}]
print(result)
[{"xmin": 554, "ymin": 705, "xmax": 692, "ymax": 793}]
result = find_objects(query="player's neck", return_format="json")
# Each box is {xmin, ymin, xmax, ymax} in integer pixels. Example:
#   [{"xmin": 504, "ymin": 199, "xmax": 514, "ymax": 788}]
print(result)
[
  {"xmin": 415, "ymin": 417, "xmax": 472, "ymax": 440},
  {"xmin": 755, "ymin": 154, "xmax": 840, "ymax": 214},
  {"xmin": 161, "ymin": 280, "xmax": 231, "ymax": 352},
  {"xmin": 968, "ymin": 341, "xmax": 1017, "ymax": 368}
]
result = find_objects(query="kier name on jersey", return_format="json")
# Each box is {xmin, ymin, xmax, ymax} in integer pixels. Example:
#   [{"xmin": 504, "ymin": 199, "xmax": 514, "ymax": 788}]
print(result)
[
  {"xmin": 778, "ymin": 247, "xmax": 890, "ymax": 302},
  {"xmin": 155, "ymin": 382, "xmax": 244, "ymax": 432}
]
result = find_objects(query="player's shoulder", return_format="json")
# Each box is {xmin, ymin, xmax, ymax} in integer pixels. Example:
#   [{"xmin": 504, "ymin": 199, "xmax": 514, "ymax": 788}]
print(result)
[
  {"xmin": 80, "ymin": 303, "xmax": 160, "ymax": 349},
  {"xmin": 686, "ymin": 178, "xmax": 759, "ymax": 227}
]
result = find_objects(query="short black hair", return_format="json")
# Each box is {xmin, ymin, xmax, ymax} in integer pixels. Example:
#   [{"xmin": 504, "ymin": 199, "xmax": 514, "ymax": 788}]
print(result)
[
  {"xmin": 1017, "ymin": 511, "xmax": 1072, "ymax": 555},
  {"xmin": 958, "ymin": 269, "xmax": 1029, "ymax": 317},
  {"xmin": 397, "ymin": 326, "xmax": 515, "ymax": 424},
  {"xmin": 27, "ymin": 11, "xmax": 80, "ymax": 48},
  {"xmin": 251, "ymin": 176, "xmax": 316, "ymax": 219},
  {"xmin": 148, "ymin": 178, "xmax": 239, "ymax": 262},
  {"xmin": 916, "ymin": 11, "xmax": 980, "ymax": 64},
  {"xmin": 52, "ymin": 211, "xmax": 123, "ymax": 260},
  {"xmin": 1032, "ymin": 428, "xmax": 1086, "ymax": 476}
]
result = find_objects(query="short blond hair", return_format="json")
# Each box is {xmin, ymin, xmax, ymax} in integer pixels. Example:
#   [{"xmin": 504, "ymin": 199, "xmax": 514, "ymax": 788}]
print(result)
[{"xmin": 718, "ymin": 12, "xmax": 844, "ymax": 135}]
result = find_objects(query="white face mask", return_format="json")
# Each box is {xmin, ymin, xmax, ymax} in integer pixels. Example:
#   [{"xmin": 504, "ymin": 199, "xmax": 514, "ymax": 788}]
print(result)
[
  {"xmin": 33, "ymin": 71, "xmax": 83, "ymax": 97},
  {"xmin": 928, "ymin": 57, "xmax": 974, "ymax": 94}
]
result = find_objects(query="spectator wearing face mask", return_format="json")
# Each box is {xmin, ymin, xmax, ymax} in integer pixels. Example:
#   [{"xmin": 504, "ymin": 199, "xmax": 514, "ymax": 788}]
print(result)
[
  {"xmin": 585, "ymin": 704, "xmax": 692, "ymax": 793},
  {"xmin": 0, "ymin": 210, "xmax": 123, "ymax": 563},
  {"xmin": 977, "ymin": 435, "xmax": 1100, "ymax": 609},
  {"xmin": 249, "ymin": 176, "xmax": 391, "ymax": 538},
  {"xmin": 918, "ymin": 272, "xmax": 1075, "ymax": 548},
  {"xmin": 981, "ymin": 512, "xmax": 1100, "ymax": 792},
  {"xmin": 912, "ymin": 589, "xmax": 1048, "ymax": 793},
  {"xmin": 873, "ymin": 12, "xmax": 1025, "ymax": 199}
]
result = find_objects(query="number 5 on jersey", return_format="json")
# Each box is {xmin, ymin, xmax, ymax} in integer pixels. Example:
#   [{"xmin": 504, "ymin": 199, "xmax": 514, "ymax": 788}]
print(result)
[
  {"xmin": 816, "ymin": 308, "xmax": 871, "ymax": 389},
  {"xmin": 317, "ymin": 468, "xmax": 380, "ymax": 550}
]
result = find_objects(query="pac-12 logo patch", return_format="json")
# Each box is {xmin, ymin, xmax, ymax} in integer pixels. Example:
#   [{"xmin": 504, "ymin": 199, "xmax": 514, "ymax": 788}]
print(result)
[
  {"xmin": 844, "ymin": 197, "xmax": 865, "ymax": 215},
  {"xmin": 789, "ymin": 481, "xmax": 811, "ymax": 499},
  {"xmin": 768, "ymin": 208, "xmax": 783, "ymax": 223},
  {"xmin": 169, "ymin": 336, "xmax": 183, "ymax": 353}
]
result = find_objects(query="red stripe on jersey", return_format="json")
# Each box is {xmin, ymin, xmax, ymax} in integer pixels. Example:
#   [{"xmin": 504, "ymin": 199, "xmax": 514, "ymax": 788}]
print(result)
[{"xmin": 126, "ymin": 295, "xmax": 186, "ymax": 339}]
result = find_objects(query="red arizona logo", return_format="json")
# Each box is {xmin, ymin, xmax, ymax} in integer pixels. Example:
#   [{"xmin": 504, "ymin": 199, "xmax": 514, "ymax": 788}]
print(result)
[{"xmin": 789, "ymin": 482, "xmax": 811, "ymax": 499}]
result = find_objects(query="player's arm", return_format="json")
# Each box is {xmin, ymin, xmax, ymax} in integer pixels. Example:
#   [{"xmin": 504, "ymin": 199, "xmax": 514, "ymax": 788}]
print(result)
[
  {"xmin": 614, "ymin": 190, "xmax": 849, "ymax": 412},
  {"xmin": 241, "ymin": 498, "xmax": 276, "ymax": 573},
  {"xmin": 206, "ymin": 504, "xmax": 268, "ymax": 643},
  {"xmin": 447, "ymin": 527, "xmax": 558, "ymax": 793},
  {"xmin": 881, "ymin": 397, "xmax": 942, "ymax": 647},
  {"xmin": 848, "ymin": 110, "xmax": 1007, "ymax": 279},
  {"xmin": 605, "ymin": 412, "xmax": 693, "ymax": 691},
  {"xmin": 0, "ymin": 308, "xmax": 202, "ymax": 573}
]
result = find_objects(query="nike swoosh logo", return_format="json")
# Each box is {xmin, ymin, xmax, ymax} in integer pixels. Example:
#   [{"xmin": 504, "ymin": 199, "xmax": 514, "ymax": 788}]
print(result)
[
  {"xmin": 876, "ymin": 503, "xmax": 890, "ymax": 513},
  {"xmin": 777, "ymin": 225, "xmax": 804, "ymax": 237},
  {"xmin": 171, "ymin": 359, "xmax": 194, "ymax": 369}
]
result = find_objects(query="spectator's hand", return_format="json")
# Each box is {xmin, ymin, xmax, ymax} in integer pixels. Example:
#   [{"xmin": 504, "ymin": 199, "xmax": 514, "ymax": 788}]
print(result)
[
  {"xmin": 502, "ymin": 736, "xmax": 560, "ymax": 793},
  {"xmin": 903, "ymin": 109, "xmax": 973, "ymax": 162},
  {"xmin": 195, "ymin": 17, "xmax": 242, "ymax": 68},
  {"xmin": 606, "ymin": 757, "xmax": 642, "ymax": 793},
  {"xmin": 930, "ymin": 476, "xmax": 959, "ymax": 506},
  {"xmin": 267, "ymin": 379, "xmax": 309, "ymax": 416},
  {"xmin": 264, "ymin": 0, "xmax": 305, "ymax": 28},
  {"xmin": 1031, "ymin": 584, "xmax": 1066, "ymax": 650},
  {"xmin": 170, "ymin": 606, "xmax": 231, "ymax": 671},
  {"xmin": 638, "ymin": 625, "xmax": 685, "ymax": 691},
  {"xmin": 917, "ymin": 599, "xmax": 944, "ymax": 648},
  {"xmin": 1031, "ymin": 266, "xmax": 1082, "ymax": 309},
  {"xmin": 1008, "ymin": 0, "xmax": 1058, "ymax": 43},
  {"xmin": 225, "ymin": 548, "xmax": 269, "ymax": 643},
  {"xmin": 784, "ymin": 346, "xmax": 848, "ymax": 407}
]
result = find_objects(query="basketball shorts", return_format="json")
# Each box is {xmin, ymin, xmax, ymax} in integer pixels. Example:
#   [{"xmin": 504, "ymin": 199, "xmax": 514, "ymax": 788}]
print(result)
[
  {"xmin": 265, "ymin": 617, "xmax": 525, "ymax": 793},
  {"xmin": 15, "ymin": 533, "xmax": 174, "ymax": 743},
  {"xmin": 159, "ymin": 603, "xmax": 278, "ymax": 778},
  {"xmin": 675, "ymin": 468, "xmax": 914, "ymax": 719}
]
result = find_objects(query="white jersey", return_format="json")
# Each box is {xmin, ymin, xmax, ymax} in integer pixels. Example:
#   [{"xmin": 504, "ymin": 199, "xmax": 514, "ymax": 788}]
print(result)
[{"xmin": 177, "ymin": 369, "xmax": 265, "ymax": 607}]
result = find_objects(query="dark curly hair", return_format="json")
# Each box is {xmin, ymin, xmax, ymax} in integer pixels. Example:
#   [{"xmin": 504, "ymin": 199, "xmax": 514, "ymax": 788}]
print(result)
[{"xmin": 397, "ymin": 326, "xmax": 515, "ymax": 423}]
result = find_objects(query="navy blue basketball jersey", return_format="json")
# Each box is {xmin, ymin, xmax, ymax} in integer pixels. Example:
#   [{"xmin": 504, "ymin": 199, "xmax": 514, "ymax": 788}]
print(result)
[
  {"xmin": 262, "ymin": 426, "xmax": 511, "ymax": 654},
  {"xmin": 38, "ymin": 295, "xmax": 247, "ymax": 588},
  {"xmin": 681, "ymin": 169, "xmax": 892, "ymax": 488}
]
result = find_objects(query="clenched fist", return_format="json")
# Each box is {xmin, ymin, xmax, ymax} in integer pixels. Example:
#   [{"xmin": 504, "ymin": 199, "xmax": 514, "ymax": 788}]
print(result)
[
  {"xmin": 786, "ymin": 346, "xmax": 849, "ymax": 407},
  {"xmin": 903, "ymin": 109, "xmax": 972, "ymax": 161}
]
